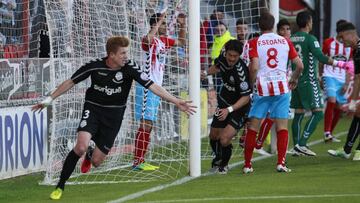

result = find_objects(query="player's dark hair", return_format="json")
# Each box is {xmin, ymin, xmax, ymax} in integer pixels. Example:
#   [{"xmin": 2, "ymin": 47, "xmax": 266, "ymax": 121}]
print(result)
[
  {"xmin": 149, "ymin": 13, "xmax": 162, "ymax": 27},
  {"xmin": 259, "ymin": 12, "xmax": 274, "ymax": 31},
  {"xmin": 106, "ymin": 36, "xmax": 129, "ymax": 55},
  {"xmin": 335, "ymin": 19, "xmax": 348, "ymax": 33},
  {"xmin": 236, "ymin": 18, "xmax": 249, "ymax": 26},
  {"xmin": 224, "ymin": 39, "xmax": 243, "ymax": 55},
  {"xmin": 277, "ymin": 19, "xmax": 290, "ymax": 32},
  {"xmin": 336, "ymin": 19, "xmax": 347, "ymax": 28},
  {"xmin": 336, "ymin": 22, "xmax": 356, "ymax": 33},
  {"xmin": 296, "ymin": 11, "xmax": 312, "ymax": 28}
]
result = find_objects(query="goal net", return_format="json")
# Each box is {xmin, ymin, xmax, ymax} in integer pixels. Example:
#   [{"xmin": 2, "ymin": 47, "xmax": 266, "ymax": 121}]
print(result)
[{"xmin": 0, "ymin": 0, "xmax": 267, "ymax": 184}]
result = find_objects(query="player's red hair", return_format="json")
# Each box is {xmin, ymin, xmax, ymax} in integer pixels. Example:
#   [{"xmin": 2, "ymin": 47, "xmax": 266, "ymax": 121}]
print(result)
[{"xmin": 106, "ymin": 36, "xmax": 130, "ymax": 55}]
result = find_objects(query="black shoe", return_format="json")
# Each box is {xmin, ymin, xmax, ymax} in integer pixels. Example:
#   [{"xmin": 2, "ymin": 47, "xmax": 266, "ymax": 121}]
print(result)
[{"xmin": 217, "ymin": 166, "xmax": 229, "ymax": 174}]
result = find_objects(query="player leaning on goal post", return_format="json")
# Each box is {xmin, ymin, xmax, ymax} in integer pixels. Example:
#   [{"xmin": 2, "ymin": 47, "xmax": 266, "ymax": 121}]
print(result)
[{"xmin": 32, "ymin": 36, "xmax": 196, "ymax": 200}]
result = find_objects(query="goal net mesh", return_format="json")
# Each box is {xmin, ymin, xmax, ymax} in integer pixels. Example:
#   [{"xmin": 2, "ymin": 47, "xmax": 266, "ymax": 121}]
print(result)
[{"xmin": 0, "ymin": 0, "xmax": 267, "ymax": 184}]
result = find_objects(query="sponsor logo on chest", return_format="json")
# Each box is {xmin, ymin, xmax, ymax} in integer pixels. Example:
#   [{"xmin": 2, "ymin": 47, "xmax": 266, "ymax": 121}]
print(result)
[{"xmin": 112, "ymin": 72, "xmax": 123, "ymax": 83}]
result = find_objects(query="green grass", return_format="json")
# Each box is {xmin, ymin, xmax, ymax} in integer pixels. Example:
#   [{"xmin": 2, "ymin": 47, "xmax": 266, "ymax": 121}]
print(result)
[{"xmin": 0, "ymin": 117, "xmax": 359, "ymax": 203}]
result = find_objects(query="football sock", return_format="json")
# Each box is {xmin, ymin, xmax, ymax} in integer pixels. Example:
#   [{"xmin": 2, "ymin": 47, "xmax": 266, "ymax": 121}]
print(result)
[
  {"xmin": 344, "ymin": 116, "xmax": 360, "ymax": 154},
  {"xmin": 330, "ymin": 107, "xmax": 342, "ymax": 134},
  {"xmin": 277, "ymin": 130, "xmax": 288, "ymax": 166},
  {"xmin": 133, "ymin": 128, "xmax": 151, "ymax": 166},
  {"xmin": 291, "ymin": 113, "xmax": 304, "ymax": 146},
  {"xmin": 56, "ymin": 150, "xmax": 80, "ymax": 190},
  {"xmin": 220, "ymin": 144, "xmax": 233, "ymax": 167},
  {"xmin": 256, "ymin": 118, "xmax": 273, "ymax": 148},
  {"xmin": 210, "ymin": 139, "xmax": 220, "ymax": 158},
  {"xmin": 324, "ymin": 101, "xmax": 336, "ymax": 133},
  {"xmin": 299, "ymin": 111, "xmax": 324, "ymax": 146},
  {"xmin": 244, "ymin": 128, "xmax": 257, "ymax": 168}
]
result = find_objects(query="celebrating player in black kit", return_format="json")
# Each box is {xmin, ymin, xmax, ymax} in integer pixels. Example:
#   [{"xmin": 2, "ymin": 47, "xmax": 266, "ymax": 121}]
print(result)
[
  {"xmin": 202, "ymin": 39, "xmax": 251, "ymax": 174},
  {"xmin": 32, "ymin": 36, "xmax": 196, "ymax": 200}
]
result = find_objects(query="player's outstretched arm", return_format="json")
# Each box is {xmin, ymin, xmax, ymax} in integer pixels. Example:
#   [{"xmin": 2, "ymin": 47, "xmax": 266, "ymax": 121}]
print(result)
[
  {"xmin": 32, "ymin": 79, "xmax": 75, "ymax": 112},
  {"xmin": 148, "ymin": 83, "xmax": 196, "ymax": 115}
]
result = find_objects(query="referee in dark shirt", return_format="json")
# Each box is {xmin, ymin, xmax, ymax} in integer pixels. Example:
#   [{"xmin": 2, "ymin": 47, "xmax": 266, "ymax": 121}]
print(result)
[{"xmin": 32, "ymin": 36, "xmax": 196, "ymax": 200}]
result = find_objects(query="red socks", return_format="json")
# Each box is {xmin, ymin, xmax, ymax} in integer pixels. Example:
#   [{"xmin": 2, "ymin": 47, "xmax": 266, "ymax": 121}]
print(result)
[
  {"xmin": 331, "ymin": 108, "xmax": 342, "ymax": 133},
  {"xmin": 256, "ymin": 118, "xmax": 274, "ymax": 149},
  {"xmin": 133, "ymin": 128, "xmax": 151, "ymax": 166},
  {"xmin": 277, "ymin": 129, "xmax": 288, "ymax": 166},
  {"xmin": 324, "ymin": 101, "xmax": 336, "ymax": 133},
  {"xmin": 245, "ymin": 127, "xmax": 289, "ymax": 167},
  {"xmin": 244, "ymin": 128, "xmax": 257, "ymax": 168}
]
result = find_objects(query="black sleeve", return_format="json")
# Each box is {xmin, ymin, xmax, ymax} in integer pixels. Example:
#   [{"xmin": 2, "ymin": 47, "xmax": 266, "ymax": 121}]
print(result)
[
  {"xmin": 238, "ymin": 62, "xmax": 252, "ymax": 96},
  {"xmin": 354, "ymin": 48, "xmax": 360, "ymax": 75},
  {"xmin": 70, "ymin": 61, "xmax": 94, "ymax": 84},
  {"xmin": 126, "ymin": 60, "xmax": 154, "ymax": 88}
]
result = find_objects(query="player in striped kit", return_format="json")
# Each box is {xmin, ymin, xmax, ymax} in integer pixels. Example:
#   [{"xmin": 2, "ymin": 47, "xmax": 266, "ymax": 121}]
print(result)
[
  {"xmin": 320, "ymin": 19, "xmax": 352, "ymax": 143},
  {"xmin": 243, "ymin": 12, "xmax": 304, "ymax": 173},
  {"xmin": 132, "ymin": 12, "xmax": 186, "ymax": 170},
  {"xmin": 254, "ymin": 19, "xmax": 292, "ymax": 152}
]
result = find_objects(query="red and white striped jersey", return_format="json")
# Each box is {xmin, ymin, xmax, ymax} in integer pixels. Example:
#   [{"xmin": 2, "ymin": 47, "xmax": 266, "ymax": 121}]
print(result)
[
  {"xmin": 141, "ymin": 36, "xmax": 175, "ymax": 85},
  {"xmin": 322, "ymin": 37, "xmax": 352, "ymax": 82},
  {"xmin": 249, "ymin": 33, "xmax": 298, "ymax": 96},
  {"xmin": 241, "ymin": 40, "xmax": 250, "ymax": 66}
]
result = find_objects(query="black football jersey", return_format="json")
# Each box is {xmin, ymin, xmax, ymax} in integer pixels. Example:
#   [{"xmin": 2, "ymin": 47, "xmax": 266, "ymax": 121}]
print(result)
[
  {"xmin": 71, "ymin": 58, "xmax": 153, "ymax": 107},
  {"xmin": 214, "ymin": 51, "xmax": 252, "ymax": 107}
]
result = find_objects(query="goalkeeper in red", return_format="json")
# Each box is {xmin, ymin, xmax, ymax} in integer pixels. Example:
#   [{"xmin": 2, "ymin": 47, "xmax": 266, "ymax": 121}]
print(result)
[
  {"xmin": 32, "ymin": 36, "xmax": 196, "ymax": 200},
  {"xmin": 290, "ymin": 11, "xmax": 350, "ymax": 156}
]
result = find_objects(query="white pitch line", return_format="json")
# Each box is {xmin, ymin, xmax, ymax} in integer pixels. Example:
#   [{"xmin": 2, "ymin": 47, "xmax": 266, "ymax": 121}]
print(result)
[
  {"xmin": 137, "ymin": 193, "xmax": 360, "ymax": 203},
  {"xmin": 108, "ymin": 131, "xmax": 347, "ymax": 203}
]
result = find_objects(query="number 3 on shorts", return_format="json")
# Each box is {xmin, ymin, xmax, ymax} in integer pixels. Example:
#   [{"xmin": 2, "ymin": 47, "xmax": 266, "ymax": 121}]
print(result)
[{"xmin": 83, "ymin": 110, "xmax": 90, "ymax": 119}]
